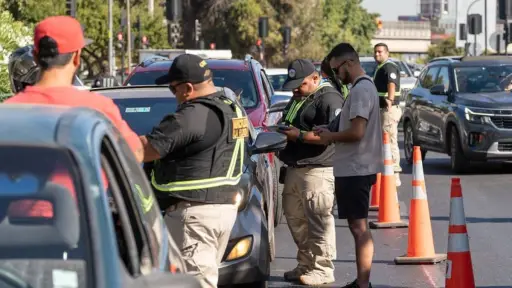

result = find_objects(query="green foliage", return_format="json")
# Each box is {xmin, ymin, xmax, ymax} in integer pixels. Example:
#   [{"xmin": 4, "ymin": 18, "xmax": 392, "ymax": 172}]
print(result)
[
  {"xmin": 0, "ymin": 6, "xmax": 32, "ymax": 95},
  {"xmin": 321, "ymin": 0, "xmax": 378, "ymax": 56},
  {"xmin": 427, "ymin": 36, "xmax": 464, "ymax": 61}
]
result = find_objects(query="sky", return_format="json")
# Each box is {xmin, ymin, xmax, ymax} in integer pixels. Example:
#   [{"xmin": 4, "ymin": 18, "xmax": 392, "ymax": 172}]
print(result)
[{"xmin": 361, "ymin": 0, "xmax": 419, "ymax": 21}]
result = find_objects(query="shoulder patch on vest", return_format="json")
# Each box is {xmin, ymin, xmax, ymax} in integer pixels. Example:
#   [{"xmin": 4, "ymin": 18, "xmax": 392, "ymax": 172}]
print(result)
[
  {"xmin": 390, "ymin": 72, "xmax": 397, "ymax": 79},
  {"xmin": 232, "ymin": 117, "xmax": 249, "ymax": 139},
  {"xmin": 335, "ymin": 108, "xmax": 341, "ymax": 116}
]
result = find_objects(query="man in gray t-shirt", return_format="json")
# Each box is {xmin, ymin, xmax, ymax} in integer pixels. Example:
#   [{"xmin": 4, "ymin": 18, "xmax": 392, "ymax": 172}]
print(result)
[{"xmin": 314, "ymin": 43, "xmax": 382, "ymax": 288}]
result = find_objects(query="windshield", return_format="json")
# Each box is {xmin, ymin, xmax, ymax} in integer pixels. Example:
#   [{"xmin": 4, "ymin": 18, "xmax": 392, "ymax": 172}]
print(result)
[
  {"xmin": 268, "ymin": 74, "xmax": 288, "ymax": 91},
  {"xmin": 113, "ymin": 97, "xmax": 178, "ymax": 135},
  {"xmin": 361, "ymin": 60, "xmax": 412, "ymax": 77},
  {"xmin": 125, "ymin": 69, "xmax": 259, "ymax": 109},
  {"xmin": 455, "ymin": 65, "xmax": 512, "ymax": 93},
  {"xmin": 0, "ymin": 145, "xmax": 90, "ymax": 288}
]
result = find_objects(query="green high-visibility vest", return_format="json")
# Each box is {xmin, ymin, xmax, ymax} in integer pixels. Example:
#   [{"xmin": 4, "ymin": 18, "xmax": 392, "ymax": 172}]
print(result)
[
  {"xmin": 373, "ymin": 60, "xmax": 401, "ymax": 97},
  {"xmin": 150, "ymin": 98, "xmax": 245, "ymax": 192}
]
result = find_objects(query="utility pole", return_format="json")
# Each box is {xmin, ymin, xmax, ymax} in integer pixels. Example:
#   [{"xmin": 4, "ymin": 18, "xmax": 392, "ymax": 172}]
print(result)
[
  {"xmin": 148, "ymin": 0, "xmax": 154, "ymax": 16},
  {"xmin": 484, "ymin": 0, "xmax": 488, "ymax": 54},
  {"xmin": 126, "ymin": 0, "xmax": 132, "ymax": 74},
  {"xmin": 108, "ymin": 0, "xmax": 113, "ymax": 75}
]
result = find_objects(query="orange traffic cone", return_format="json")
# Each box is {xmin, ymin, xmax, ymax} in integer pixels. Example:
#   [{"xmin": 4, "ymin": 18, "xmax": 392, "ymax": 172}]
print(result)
[
  {"xmin": 369, "ymin": 173, "xmax": 381, "ymax": 211},
  {"xmin": 395, "ymin": 146, "xmax": 446, "ymax": 264},
  {"xmin": 369, "ymin": 132, "xmax": 408, "ymax": 229},
  {"xmin": 445, "ymin": 178, "xmax": 475, "ymax": 288}
]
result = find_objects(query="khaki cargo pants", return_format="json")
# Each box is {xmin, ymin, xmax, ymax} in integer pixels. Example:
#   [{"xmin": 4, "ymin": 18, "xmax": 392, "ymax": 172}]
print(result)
[
  {"xmin": 381, "ymin": 105, "xmax": 403, "ymax": 173},
  {"xmin": 283, "ymin": 166, "xmax": 336, "ymax": 276},
  {"xmin": 164, "ymin": 202, "xmax": 237, "ymax": 288}
]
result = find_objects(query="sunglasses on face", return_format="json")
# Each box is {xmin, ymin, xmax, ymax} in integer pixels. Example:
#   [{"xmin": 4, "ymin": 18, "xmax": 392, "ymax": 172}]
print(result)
[
  {"xmin": 168, "ymin": 82, "xmax": 186, "ymax": 94},
  {"xmin": 331, "ymin": 60, "xmax": 351, "ymax": 74}
]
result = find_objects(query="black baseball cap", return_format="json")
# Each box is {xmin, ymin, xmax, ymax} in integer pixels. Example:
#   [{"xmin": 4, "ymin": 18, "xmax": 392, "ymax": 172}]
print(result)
[
  {"xmin": 282, "ymin": 59, "xmax": 316, "ymax": 90},
  {"xmin": 155, "ymin": 54, "xmax": 212, "ymax": 85}
]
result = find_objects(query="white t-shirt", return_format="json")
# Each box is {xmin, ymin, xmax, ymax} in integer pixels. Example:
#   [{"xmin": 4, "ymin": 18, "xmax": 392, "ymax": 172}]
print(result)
[{"xmin": 333, "ymin": 75, "xmax": 383, "ymax": 177}]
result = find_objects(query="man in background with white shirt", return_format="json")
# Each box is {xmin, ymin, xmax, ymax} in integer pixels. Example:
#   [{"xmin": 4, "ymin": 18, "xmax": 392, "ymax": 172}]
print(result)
[{"xmin": 314, "ymin": 43, "xmax": 383, "ymax": 288}]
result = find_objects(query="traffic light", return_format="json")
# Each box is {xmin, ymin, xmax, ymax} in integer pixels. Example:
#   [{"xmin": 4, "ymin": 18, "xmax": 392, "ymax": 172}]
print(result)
[
  {"xmin": 134, "ymin": 16, "xmax": 141, "ymax": 31},
  {"xmin": 282, "ymin": 26, "xmax": 291, "ymax": 45},
  {"xmin": 499, "ymin": 0, "xmax": 508, "ymax": 21},
  {"xmin": 166, "ymin": 0, "xmax": 182, "ymax": 22},
  {"xmin": 66, "ymin": 0, "xmax": 77, "ymax": 17},
  {"xmin": 376, "ymin": 18, "xmax": 383, "ymax": 30},
  {"xmin": 258, "ymin": 17, "xmax": 268, "ymax": 38},
  {"xmin": 116, "ymin": 32, "xmax": 124, "ymax": 49},
  {"xmin": 141, "ymin": 35, "xmax": 149, "ymax": 49}
]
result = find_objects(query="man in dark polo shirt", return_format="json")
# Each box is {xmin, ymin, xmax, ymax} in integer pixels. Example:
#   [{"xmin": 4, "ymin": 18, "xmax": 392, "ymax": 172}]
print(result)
[{"xmin": 276, "ymin": 59, "xmax": 343, "ymax": 286}]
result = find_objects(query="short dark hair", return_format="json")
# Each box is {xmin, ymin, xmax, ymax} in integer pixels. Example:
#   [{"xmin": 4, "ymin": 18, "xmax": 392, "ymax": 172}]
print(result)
[
  {"xmin": 328, "ymin": 43, "xmax": 359, "ymax": 63},
  {"xmin": 36, "ymin": 36, "xmax": 74, "ymax": 70},
  {"xmin": 374, "ymin": 43, "xmax": 389, "ymax": 52}
]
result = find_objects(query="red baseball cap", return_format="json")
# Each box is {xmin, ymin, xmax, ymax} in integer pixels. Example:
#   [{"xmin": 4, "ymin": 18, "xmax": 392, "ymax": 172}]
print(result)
[{"xmin": 34, "ymin": 16, "xmax": 92, "ymax": 54}]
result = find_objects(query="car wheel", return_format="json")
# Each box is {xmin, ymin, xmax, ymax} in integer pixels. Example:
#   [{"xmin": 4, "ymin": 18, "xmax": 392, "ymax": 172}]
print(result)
[
  {"xmin": 403, "ymin": 120, "xmax": 426, "ymax": 165},
  {"xmin": 272, "ymin": 160, "xmax": 284, "ymax": 227},
  {"xmin": 450, "ymin": 127, "xmax": 468, "ymax": 174}
]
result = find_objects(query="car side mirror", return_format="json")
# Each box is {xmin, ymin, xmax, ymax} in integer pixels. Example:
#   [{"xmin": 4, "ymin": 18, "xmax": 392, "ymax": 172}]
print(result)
[
  {"xmin": 400, "ymin": 71, "xmax": 407, "ymax": 77},
  {"xmin": 430, "ymin": 84, "xmax": 448, "ymax": 95},
  {"xmin": 249, "ymin": 132, "xmax": 287, "ymax": 155},
  {"xmin": 413, "ymin": 70, "xmax": 421, "ymax": 77},
  {"xmin": 267, "ymin": 101, "xmax": 289, "ymax": 114},
  {"xmin": 144, "ymin": 272, "xmax": 202, "ymax": 288}
]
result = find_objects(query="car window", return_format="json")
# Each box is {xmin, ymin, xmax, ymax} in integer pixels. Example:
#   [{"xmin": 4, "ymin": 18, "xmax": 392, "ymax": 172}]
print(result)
[
  {"xmin": 126, "ymin": 70, "xmax": 169, "ymax": 86},
  {"xmin": 260, "ymin": 70, "xmax": 273, "ymax": 106},
  {"xmin": 100, "ymin": 137, "xmax": 153, "ymax": 277},
  {"xmin": 0, "ymin": 145, "xmax": 91, "ymax": 288},
  {"xmin": 361, "ymin": 61, "xmax": 377, "ymax": 76},
  {"xmin": 421, "ymin": 67, "xmax": 440, "ymax": 89},
  {"xmin": 454, "ymin": 65, "xmax": 512, "ymax": 93},
  {"xmin": 268, "ymin": 74, "xmax": 288, "ymax": 91},
  {"xmin": 212, "ymin": 69, "xmax": 259, "ymax": 109},
  {"xmin": 435, "ymin": 66, "xmax": 450, "ymax": 90}
]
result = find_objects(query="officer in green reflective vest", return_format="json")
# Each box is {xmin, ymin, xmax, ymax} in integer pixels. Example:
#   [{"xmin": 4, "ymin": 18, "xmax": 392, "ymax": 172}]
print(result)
[
  {"xmin": 373, "ymin": 43, "xmax": 402, "ymax": 186},
  {"xmin": 138, "ymin": 54, "xmax": 246, "ymax": 288}
]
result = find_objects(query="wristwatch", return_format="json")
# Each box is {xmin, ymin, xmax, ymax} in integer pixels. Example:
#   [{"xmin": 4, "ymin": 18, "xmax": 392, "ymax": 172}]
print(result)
[{"xmin": 297, "ymin": 131, "xmax": 305, "ymax": 143}]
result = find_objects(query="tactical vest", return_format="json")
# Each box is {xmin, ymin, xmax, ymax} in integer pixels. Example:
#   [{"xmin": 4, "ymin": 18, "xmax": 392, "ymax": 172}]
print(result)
[
  {"xmin": 150, "ymin": 94, "xmax": 246, "ymax": 204},
  {"xmin": 373, "ymin": 60, "xmax": 401, "ymax": 98}
]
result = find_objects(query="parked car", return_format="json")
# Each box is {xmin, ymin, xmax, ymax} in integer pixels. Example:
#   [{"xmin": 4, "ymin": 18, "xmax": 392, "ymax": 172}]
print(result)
[
  {"xmin": 402, "ymin": 55, "xmax": 512, "ymax": 173},
  {"xmin": 122, "ymin": 55, "xmax": 285, "ymax": 227},
  {"xmin": 0, "ymin": 104, "xmax": 200, "ymax": 288},
  {"xmin": 359, "ymin": 57, "xmax": 417, "ymax": 109},
  {"xmin": 265, "ymin": 68, "xmax": 293, "ymax": 97},
  {"xmin": 92, "ymin": 85, "xmax": 287, "ymax": 287}
]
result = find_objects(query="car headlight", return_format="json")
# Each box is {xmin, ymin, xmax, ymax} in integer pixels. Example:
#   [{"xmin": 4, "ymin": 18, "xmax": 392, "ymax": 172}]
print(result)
[
  {"xmin": 464, "ymin": 107, "xmax": 489, "ymax": 124},
  {"xmin": 225, "ymin": 236, "xmax": 253, "ymax": 261}
]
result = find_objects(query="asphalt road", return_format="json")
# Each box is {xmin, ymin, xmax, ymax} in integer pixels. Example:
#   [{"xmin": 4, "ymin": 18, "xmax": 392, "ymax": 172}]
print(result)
[{"xmin": 268, "ymin": 133, "xmax": 512, "ymax": 288}]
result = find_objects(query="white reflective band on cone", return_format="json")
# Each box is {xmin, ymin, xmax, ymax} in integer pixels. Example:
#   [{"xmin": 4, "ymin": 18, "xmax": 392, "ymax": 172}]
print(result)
[
  {"xmin": 384, "ymin": 163, "xmax": 394, "ymax": 176},
  {"xmin": 448, "ymin": 233, "xmax": 470, "ymax": 252},
  {"xmin": 449, "ymin": 197, "xmax": 467, "ymax": 226},
  {"xmin": 412, "ymin": 185, "xmax": 428, "ymax": 200},
  {"xmin": 384, "ymin": 143, "xmax": 392, "ymax": 160},
  {"xmin": 413, "ymin": 163, "xmax": 425, "ymax": 180}
]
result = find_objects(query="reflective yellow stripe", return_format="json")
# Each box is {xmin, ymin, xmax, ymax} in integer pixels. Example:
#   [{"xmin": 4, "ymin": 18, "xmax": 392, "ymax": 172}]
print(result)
[
  {"xmin": 284, "ymin": 82, "xmax": 332, "ymax": 123},
  {"xmin": 374, "ymin": 60, "xmax": 401, "ymax": 97},
  {"xmin": 151, "ymin": 99, "xmax": 245, "ymax": 192},
  {"xmin": 135, "ymin": 184, "xmax": 154, "ymax": 213}
]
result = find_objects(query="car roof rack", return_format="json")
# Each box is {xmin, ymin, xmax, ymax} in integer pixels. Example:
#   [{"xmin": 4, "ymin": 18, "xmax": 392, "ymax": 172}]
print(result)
[
  {"xmin": 244, "ymin": 54, "xmax": 254, "ymax": 62},
  {"xmin": 428, "ymin": 56, "xmax": 463, "ymax": 63},
  {"xmin": 140, "ymin": 56, "xmax": 170, "ymax": 67},
  {"xmin": 459, "ymin": 55, "xmax": 512, "ymax": 62}
]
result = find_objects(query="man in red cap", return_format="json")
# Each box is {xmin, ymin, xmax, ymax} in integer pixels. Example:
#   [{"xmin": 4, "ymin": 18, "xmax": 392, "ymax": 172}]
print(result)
[{"xmin": 4, "ymin": 15, "xmax": 143, "ymax": 162}]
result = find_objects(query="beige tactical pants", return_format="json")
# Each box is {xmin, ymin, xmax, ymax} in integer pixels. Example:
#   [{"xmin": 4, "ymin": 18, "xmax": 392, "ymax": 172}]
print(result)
[
  {"xmin": 164, "ymin": 202, "xmax": 237, "ymax": 288},
  {"xmin": 381, "ymin": 105, "xmax": 403, "ymax": 173},
  {"xmin": 283, "ymin": 166, "xmax": 336, "ymax": 276}
]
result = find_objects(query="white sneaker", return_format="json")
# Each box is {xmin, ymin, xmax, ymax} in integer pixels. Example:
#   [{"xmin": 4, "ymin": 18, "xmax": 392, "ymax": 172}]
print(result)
[{"xmin": 395, "ymin": 173, "xmax": 401, "ymax": 187}]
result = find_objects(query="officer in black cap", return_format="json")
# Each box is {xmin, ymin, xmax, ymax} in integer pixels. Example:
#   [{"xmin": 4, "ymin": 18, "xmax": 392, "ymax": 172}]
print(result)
[
  {"xmin": 276, "ymin": 59, "xmax": 343, "ymax": 286},
  {"xmin": 140, "ymin": 54, "xmax": 248, "ymax": 287}
]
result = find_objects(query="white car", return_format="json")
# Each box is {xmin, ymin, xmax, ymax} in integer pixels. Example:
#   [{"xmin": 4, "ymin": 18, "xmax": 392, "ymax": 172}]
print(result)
[
  {"xmin": 359, "ymin": 57, "xmax": 417, "ymax": 109},
  {"xmin": 265, "ymin": 68, "xmax": 293, "ymax": 97}
]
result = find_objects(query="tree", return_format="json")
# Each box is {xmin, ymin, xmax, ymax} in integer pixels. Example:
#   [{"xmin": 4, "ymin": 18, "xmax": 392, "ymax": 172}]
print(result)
[
  {"xmin": 427, "ymin": 36, "xmax": 464, "ymax": 61},
  {"xmin": 0, "ymin": 2, "xmax": 32, "ymax": 97},
  {"xmin": 321, "ymin": 0, "xmax": 378, "ymax": 56}
]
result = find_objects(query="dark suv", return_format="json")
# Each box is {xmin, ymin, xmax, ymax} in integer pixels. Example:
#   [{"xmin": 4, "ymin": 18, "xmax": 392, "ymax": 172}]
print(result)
[{"xmin": 402, "ymin": 56, "xmax": 512, "ymax": 173}]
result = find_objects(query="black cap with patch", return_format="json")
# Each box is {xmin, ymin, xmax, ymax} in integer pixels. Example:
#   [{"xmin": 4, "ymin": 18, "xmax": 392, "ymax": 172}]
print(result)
[
  {"xmin": 282, "ymin": 59, "xmax": 316, "ymax": 90},
  {"xmin": 155, "ymin": 54, "xmax": 212, "ymax": 85}
]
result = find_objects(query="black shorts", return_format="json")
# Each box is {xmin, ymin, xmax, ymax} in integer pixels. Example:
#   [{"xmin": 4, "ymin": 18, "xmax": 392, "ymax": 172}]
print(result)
[{"xmin": 335, "ymin": 174, "xmax": 377, "ymax": 220}]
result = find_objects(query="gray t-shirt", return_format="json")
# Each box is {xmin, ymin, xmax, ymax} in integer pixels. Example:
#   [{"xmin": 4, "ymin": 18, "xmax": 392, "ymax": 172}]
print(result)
[{"xmin": 333, "ymin": 75, "xmax": 383, "ymax": 177}]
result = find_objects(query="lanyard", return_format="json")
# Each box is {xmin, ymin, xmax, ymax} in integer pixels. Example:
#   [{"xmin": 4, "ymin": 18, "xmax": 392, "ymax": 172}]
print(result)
[{"xmin": 284, "ymin": 83, "xmax": 331, "ymax": 123}]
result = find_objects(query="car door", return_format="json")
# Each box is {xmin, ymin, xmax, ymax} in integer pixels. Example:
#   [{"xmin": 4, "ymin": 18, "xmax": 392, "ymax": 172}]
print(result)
[
  {"xmin": 429, "ymin": 65, "xmax": 452, "ymax": 148},
  {"xmin": 414, "ymin": 65, "xmax": 440, "ymax": 145}
]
